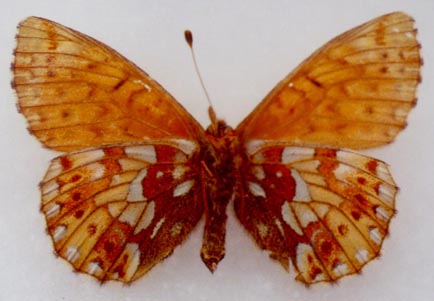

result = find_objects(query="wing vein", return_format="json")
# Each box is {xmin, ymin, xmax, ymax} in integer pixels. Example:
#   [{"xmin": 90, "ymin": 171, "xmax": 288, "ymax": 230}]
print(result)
[
  {"xmin": 17, "ymin": 24, "xmax": 74, "ymax": 41},
  {"xmin": 31, "ymin": 116, "xmax": 174, "ymax": 137},
  {"xmin": 14, "ymin": 66, "xmax": 126, "ymax": 81},
  {"xmin": 14, "ymin": 51, "xmax": 127, "ymax": 70},
  {"xmin": 308, "ymin": 203, "xmax": 358, "ymax": 276}
]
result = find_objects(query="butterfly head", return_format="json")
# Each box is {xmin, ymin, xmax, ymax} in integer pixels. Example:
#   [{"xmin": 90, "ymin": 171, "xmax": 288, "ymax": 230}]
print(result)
[{"xmin": 205, "ymin": 118, "xmax": 234, "ymax": 140}]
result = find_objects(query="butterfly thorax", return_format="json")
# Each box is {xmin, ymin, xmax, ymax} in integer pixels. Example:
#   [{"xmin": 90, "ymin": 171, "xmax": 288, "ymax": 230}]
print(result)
[{"xmin": 200, "ymin": 119, "xmax": 241, "ymax": 272}]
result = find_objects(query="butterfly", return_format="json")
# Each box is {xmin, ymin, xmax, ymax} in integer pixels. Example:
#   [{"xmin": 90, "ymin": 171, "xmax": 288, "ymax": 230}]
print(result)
[{"xmin": 12, "ymin": 12, "xmax": 421, "ymax": 284}]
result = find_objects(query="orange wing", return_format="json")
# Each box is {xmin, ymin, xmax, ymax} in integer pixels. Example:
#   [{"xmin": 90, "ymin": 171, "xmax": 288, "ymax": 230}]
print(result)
[
  {"xmin": 236, "ymin": 12, "xmax": 421, "ymax": 149},
  {"xmin": 235, "ymin": 143, "xmax": 397, "ymax": 283},
  {"xmin": 40, "ymin": 140, "xmax": 203, "ymax": 282},
  {"xmin": 12, "ymin": 17, "xmax": 204, "ymax": 152}
]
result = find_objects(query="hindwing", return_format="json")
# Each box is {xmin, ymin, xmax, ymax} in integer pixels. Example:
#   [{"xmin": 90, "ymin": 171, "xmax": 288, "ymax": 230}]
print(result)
[{"xmin": 40, "ymin": 140, "xmax": 203, "ymax": 282}]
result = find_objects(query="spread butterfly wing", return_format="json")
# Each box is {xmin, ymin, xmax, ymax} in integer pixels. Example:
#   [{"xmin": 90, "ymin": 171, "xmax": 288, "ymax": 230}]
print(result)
[
  {"xmin": 40, "ymin": 140, "xmax": 203, "ymax": 282},
  {"xmin": 12, "ymin": 17, "xmax": 204, "ymax": 152},
  {"xmin": 237, "ymin": 12, "xmax": 421, "ymax": 149},
  {"xmin": 235, "ymin": 143, "xmax": 396, "ymax": 283}
]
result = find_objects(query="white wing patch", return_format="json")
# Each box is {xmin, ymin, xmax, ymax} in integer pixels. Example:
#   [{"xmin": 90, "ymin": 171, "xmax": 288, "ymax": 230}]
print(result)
[
  {"xmin": 53, "ymin": 225, "xmax": 67, "ymax": 242},
  {"xmin": 125, "ymin": 145, "xmax": 157, "ymax": 163},
  {"xmin": 151, "ymin": 218, "xmax": 166, "ymax": 239},
  {"xmin": 291, "ymin": 170, "xmax": 311, "ymax": 201},
  {"xmin": 173, "ymin": 180, "xmax": 194, "ymax": 197},
  {"xmin": 169, "ymin": 139, "xmax": 198, "ymax": 157},
  {"xmin": 134, "ymin": 201, "xmax": 155, "ymax": 235},
  {"xmin": 127, "ymin": 169, "xmax": 148, "ymax": 201},
  {"xmin": 248, "ymin": 181, "xmax": 266, "ymax": 198},
  {"xmin": 281, "ymin": 202, "xmax": 303, "ymax": 235},
  {"xmin": 281, "ymin": 147, "xmax": 314, "ymax": 164},
  {"xmin": 293, "ymin": 203, "xmax": 318, "ymax": 228},
  {"xmin": 118, "ymin": 203, "xmax": 147, "ymax": 226}
]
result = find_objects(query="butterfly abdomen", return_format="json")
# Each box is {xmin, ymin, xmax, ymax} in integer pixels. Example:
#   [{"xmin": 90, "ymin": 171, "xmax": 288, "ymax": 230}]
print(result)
[{"xmin": 200, "ymin": 121, "xmax": 242, "ymax": 272}]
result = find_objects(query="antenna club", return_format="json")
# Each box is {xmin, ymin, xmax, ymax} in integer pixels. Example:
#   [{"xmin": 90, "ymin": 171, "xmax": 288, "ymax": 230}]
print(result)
[{"xmin": 184, "ymin": 30, "xmax": 193, "ymax": 47}]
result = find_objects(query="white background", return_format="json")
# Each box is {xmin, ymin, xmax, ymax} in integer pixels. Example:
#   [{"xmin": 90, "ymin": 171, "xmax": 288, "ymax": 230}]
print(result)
[{"xmin": 1, "ymin": 1, "xmax": 433, "ymax": 300}]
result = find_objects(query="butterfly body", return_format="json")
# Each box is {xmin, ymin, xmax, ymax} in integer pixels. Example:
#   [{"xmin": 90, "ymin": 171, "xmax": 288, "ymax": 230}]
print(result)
[
  {"xmin": 12, "ymin": 12, "xmax": 421, "ymax": 284},
  {"xmin": 200, "ymin": 120, "xmax": 240, "ymax": 271}
]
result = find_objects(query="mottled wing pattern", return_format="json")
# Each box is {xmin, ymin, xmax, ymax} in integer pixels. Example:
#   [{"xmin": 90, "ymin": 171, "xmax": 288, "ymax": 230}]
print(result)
[
  {"xmin": 235, "ymin": 142, "xmax": 396, "ymax": 283},
  {"xmin": 237, "ymin": 12, "xmax": 421, "ymax": 149},
  {"xmin": 40, "ymin": 140, "xmax": 203, "ymax": 282},
  {"xmin": 12, "ymin": 17, "xmax": 203, "ymax": 152}
]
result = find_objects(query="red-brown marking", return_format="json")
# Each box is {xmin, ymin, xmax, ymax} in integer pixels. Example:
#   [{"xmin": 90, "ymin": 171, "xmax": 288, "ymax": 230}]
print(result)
[
  {"xmin": 375, "ymin": 22, "xmax": 386, "ymax": 46},
  {"xmin": 259, "ymin": 164, "xmax": 296, "ymax": 207},
  {"xmin": 310, "ymin": 266, "xmax": 323, "ymax": 280},
  {"xmin": 338, "ymin": 224, "xmax": 349, "ymax": 236},
  {"xmin": 315, "ymin": 148, "xmax": 337, "ymax": 158},
  {"xmin": 72, "ymin": 192, "xmax": 81, "ymax": 201},
  {"xmin": 351, "ymin": 210, "xmax": 361, "ymax": 221},
  {"xmin": 112, "ymin": 263, "xmax": 126, "ymax": 278},
  {"xmin": 74, "ymin": 209, "xmax": 84, "ymax": 219},
  {"xmin": 318, "ymin": 159, "xmax": 339, "ymax": 176},
  {"xmin": 320, "ymin": 240, "xmax": 332, "ymax": 256},
  {"xmin": 93, "ymin": 221, "xmax": 132, "ymax": 262},
  {"xmin": 374, "ymin": 182, "xmax": 381, "ymax": 195},
  {"xmin": 154, "ymin": 145, "xmax": 178, "ymax": 162},
  {"xmin": 262, "ymin": 147, "xmax": 284, "ymax": 162},
  {"xmin": 46, "ymin": 23, "xmax": 58, "ymax": 50},
  {"xmin": 357, "ymin": 177, "xmax": 367, "ymax": 185},
  {"xmin": 101, "ymin": 159, "xmax": 121, "ymax": 174},
  {"xmin": 87, "ymin": 63, "xmax": 98, "ymax": 70},
  {"xmin": 60, "ymin": 157, "xmax": 72, "ymax": 170},
  {"xmin": 366, "ymin": 160, "xmax": 378, "ymax": 174},
  {"xmin": 332, "ymin": 258, "xmax": 342, "ymax": 269},
  {"xmin": 354, "ymin": 193, "xmax": 368, "ymax": 204},
  {"xmin": 92, "ymin": 257, "xmax": 104, "ymax": 269},
  {"xmin": 71, "ymin": 174, "xmax": 81, "ymax": 182},
  {"xmin": 103, "ymin": 146, "xmax": 125, "ymax": 157},
  {"xmin": 88, "ymin": 224, "xmax": 97, "ymax": 235},
  {"xmin": 104, "ymin": 241, "xmax": 116, "ymax": 253},
  {"xmin": 141, "ymin": 165, "xmax": 178, "ymax": 200},
  {"xmin": 366, "ymin": 106, "xmax": 374, "ymax": 114}
]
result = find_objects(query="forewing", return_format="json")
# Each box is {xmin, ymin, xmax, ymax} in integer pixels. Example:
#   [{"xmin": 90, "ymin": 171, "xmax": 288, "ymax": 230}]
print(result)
[
  {"xmin": 40, "ymin": 140, "xmax": 203, "ymax": 282},
  {"xmin": 237, "ymin": 12, "xmax": 421, "ymax": 149},
  {"xmin": 235, "ymin": 142, "xmax": 396, "ymax": 283},
  {"xmin": 12, "ymin": 17, "xmax": 204, "ymax": 152}
]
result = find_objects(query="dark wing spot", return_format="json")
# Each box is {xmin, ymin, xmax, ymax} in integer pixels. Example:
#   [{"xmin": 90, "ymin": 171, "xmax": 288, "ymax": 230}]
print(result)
[
  {"xmin": 72, "ymin": 192, "xmax": 81, "ymax": 201},
  {"xmin": 74, "ymin": 209, "xmax": 84, "ymax": 219},
  {"xmin": 351, "ymin": 210, "xmax": 361, "ymax": 220},
  {"xmin": 357, "ymin": 177, "xmax": 367, "ymax": 185},
  {"xmin": 71, "ymin": 174, "xmax": 82, "ymax": 182},
  {"xmin": 113, "ymin": 78, "xmax": 127, "ymax": 90},
  {"xmin": 88, "ymin": 224, "xmax": 97, "ymax": 235}
]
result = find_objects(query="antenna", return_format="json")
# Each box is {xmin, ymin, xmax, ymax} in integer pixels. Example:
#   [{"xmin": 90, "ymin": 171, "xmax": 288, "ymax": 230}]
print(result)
[{"xmin": 184, "ymin": 30, "xmax": 218, "ymax": 126}]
